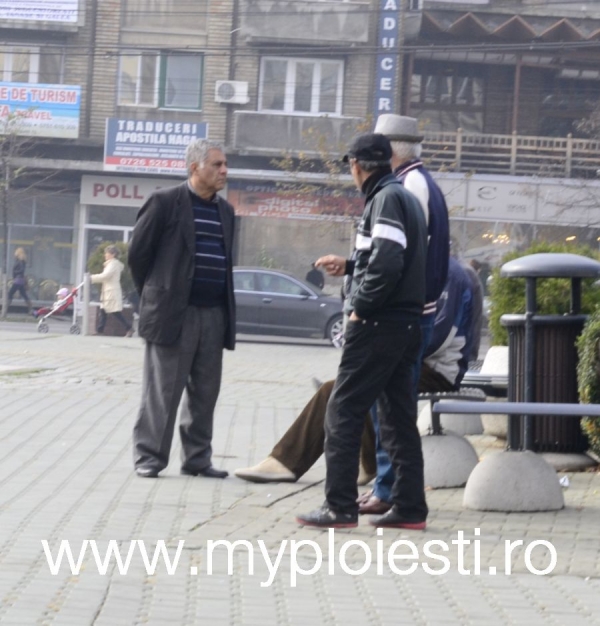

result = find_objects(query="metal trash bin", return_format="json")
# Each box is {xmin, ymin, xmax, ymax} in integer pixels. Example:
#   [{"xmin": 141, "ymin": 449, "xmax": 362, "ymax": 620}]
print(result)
[
  {"xmin": 499, "ymin": 253, "xmax": 600, "ymax": 453},
  {"xmin": 502, "ymin": 314, "xmax": 587, "ymax": 452}
]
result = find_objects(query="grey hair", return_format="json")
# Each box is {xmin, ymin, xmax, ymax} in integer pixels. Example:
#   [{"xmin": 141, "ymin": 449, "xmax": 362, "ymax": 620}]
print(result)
[
  {"xmin": 390, "ymin": 140, "xmax": 422, "ymax": 162},
  {"xmin": 105, "ymin": 245, "xmax": 120, "ymax": 258},
  {"xmin": 355, "ymin": 158, "xmax": 390, "ymax": 173},
  {"xmin": 185, "ymin": 139, "xmax": 225, "ymax": 174}
]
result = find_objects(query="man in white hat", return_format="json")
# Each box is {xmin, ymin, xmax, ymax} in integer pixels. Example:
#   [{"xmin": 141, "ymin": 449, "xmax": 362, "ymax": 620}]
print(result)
[{"xmin": 358, "ymin": 114, "xmax": 451, "ymax": 514}]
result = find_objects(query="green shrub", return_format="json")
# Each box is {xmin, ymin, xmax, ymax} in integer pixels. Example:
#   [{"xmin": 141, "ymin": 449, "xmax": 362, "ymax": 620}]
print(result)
[
  {"xmin": 577, "ymin": 310, "xmax": 600, "ymax": 458},
  {"xmin": 86, "ymin": 241, "xmax": 134, "ymax": 295},
  {"xmin": 488, "ymin": 241, "xmax": 600, "ymax": 345}
]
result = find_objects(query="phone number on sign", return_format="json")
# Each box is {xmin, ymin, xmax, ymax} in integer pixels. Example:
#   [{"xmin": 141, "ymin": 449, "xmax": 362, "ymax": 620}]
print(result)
[{"xmin": 117, "ymin": 158, "xmax": 185, "ymax": 168}]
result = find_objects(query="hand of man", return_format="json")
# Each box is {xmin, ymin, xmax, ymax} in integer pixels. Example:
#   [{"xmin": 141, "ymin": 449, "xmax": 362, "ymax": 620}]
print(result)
[
  {"xmin": 349, "ymin": 312, "xmax": 362, "ymax": 322},
  {"xmin": 315, "ymin": 255, "xmax": 346, "ymax": 277}
]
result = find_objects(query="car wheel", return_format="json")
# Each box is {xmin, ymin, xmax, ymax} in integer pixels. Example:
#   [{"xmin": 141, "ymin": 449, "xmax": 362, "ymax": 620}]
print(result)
[{"xmin": 326, "ymin": 314, "xmax": 344, "ymax": 348}]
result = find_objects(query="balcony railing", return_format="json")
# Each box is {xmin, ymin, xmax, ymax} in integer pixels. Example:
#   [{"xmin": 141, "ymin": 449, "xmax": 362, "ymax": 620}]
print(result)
[
  {"xmin": 233, "ymin": 115, "xmax": 600, "ymax": 181},
  {"xmin": 422, "ymin": 130, "xmax": 600, "ymax": 179}
]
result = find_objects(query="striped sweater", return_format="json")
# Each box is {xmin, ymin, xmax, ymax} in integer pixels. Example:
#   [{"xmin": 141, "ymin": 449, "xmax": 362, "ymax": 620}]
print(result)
[{"xmin": 188, "ymin": 185, "xmax": 227, "ymax": 307}]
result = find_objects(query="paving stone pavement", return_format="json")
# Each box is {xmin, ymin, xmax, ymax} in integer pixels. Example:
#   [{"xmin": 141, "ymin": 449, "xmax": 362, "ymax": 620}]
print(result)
[{"xmin": 0, "ymin": 329, "xmax": 599, "ymax": 625}]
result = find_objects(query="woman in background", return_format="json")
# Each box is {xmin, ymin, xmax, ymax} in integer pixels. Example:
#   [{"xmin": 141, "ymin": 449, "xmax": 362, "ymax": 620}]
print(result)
[
  {"xmin": 91, "ymin": 245, "xmax": 133, "ymax": 337},
  {"xmin": 8, "ymin": 247, "xmax": 32, "ymax": 313}
]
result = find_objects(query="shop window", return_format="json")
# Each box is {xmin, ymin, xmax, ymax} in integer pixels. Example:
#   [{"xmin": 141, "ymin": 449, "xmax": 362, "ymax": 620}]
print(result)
[
  {"xmin": 118, "ymin": 51, "xmax": 203, "ymax": 110},
  {"xmin": 0, "ymin": 46, "xmax": 63, "ymax": 83},
  {"xmin": 1, "ymin": 193, "xmax": 76, "ymax": 298},
  {"xmin": 259, "ymin": 57, "xmax": 343, "ymax": 116},
  {"xmin": 35, "ymin": 196, "xmax": 76, "ymax": 226},
  {"xmin": 88, "ymin": 205, "xmax": 138, "ymax": 227}
]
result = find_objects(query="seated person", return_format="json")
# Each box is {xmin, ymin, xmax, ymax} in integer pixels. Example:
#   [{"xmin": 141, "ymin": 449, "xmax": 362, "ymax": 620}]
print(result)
[
  {"xmin": 234, "ymin": 258, "xmax": 478, "ymax": 491},
  {"xmin": 32, "ymin": 287, "xmax": 74, "ymax": 318}
]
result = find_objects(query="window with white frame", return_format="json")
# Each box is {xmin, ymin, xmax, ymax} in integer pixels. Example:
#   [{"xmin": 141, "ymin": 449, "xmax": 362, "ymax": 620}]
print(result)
[
  {"xmin": 118, "ymin": 51, "xmax": 203, "ymax": 109},
  {"xmin": 259, "ymin": 57, "xmax": 343, "ymax": 115},
  {"xmin": 0, "ymin": 46, "xmax": 63, "ymax": 83}
]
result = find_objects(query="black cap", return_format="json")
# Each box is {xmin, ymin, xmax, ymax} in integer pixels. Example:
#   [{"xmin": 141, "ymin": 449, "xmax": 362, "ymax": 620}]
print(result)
[{"xmin": 342, "ymin": 133, "xmax": 393, "ymax": 164}]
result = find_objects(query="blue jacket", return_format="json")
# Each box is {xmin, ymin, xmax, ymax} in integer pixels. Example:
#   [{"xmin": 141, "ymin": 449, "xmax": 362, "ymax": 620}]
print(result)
[{"xmin": 424, "ymin": 258, "xmax": 473, "ymax": 388}]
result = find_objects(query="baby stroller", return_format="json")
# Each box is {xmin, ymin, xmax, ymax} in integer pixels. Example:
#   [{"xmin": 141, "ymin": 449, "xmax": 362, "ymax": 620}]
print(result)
[{"xmin": 35, "ymin": 282, "xmax": 85, "ymax": 335}]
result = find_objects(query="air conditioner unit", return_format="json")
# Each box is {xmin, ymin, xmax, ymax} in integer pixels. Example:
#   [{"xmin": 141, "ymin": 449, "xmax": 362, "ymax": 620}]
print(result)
[{"xmin": 215, "ymin": 80, "xmax": 249, "ymax": 104}]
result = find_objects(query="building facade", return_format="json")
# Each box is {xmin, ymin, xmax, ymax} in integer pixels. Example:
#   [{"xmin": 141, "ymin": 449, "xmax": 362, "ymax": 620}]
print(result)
[{"xmin": 3, "ymin": 0, "xmax": 600, "ymax": 304}]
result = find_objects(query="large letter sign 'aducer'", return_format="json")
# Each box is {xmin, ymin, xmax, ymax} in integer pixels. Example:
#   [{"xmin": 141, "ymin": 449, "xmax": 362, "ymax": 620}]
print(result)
[{"xmin": 375, "ymin": 0, "xmax": 400, "ymax": 117}]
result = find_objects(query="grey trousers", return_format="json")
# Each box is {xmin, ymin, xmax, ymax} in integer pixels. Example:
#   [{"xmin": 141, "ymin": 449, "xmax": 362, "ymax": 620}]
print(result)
[{"xmin": 133, "ymin": 305, "xmax": 226, "ymax": 472}]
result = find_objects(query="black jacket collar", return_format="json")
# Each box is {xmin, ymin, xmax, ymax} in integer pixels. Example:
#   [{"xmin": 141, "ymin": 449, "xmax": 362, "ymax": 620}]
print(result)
[{"xmin": 361, "ymin": 166, "xmax": 392, "ymax": 200}]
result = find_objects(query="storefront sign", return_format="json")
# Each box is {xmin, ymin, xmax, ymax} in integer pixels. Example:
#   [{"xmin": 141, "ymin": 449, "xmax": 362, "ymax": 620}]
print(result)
[
  {"xmin": 374, "ymin": 0, "xmax": 399, "ymax": 116},
  {"xmin": 0, "ymin": 82, "xmax": 80, "ymax": 138},
  {"xmin": 227, "ymin": 180, "xmax": 362, "ymax": 222},
  {"xmin": 104, "ymin": 118, "xmax": 208, "ymax": 175},
  {"xmin": 81, "ymin": 175, "xmax": 181, "ymax": 207},
  {"xmin": 435, "ymin": 173, "xmax": 600, "ymax": 226},
  {"xmin": 0, "ymin": 1, "xmax": 78, "ymax": 23}
]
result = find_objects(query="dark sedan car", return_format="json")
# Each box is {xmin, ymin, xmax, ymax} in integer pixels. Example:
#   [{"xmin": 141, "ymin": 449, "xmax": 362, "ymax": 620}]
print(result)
[{"xmin": 233, "ymin": 267, "xmax": 344, "ymax": 346}]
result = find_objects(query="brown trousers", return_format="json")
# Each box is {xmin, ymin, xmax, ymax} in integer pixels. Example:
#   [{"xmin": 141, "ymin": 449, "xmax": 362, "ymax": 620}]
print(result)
[{"xmin": 271, "ymin": 363, "xmax": 455, "ymax": 479}]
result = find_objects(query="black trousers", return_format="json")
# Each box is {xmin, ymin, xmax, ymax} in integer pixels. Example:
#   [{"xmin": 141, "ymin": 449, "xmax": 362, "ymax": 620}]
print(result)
[
  {"xmin": 97, "ymin": 308, "xmax": 131, "ymax": 333},
  {"xmin": 8, "ymin": 283, "xmax": 31, "ymax": 306},
  {"xmin": 324, "ymin": 317, "xmax": 427, "ymax": 520}
]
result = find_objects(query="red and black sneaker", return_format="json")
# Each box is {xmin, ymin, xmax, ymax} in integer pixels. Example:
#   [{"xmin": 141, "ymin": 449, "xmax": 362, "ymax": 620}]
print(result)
[
  {"xmin": 369, "ymin": 507, "xmax": 426, "ymax": 530},
  {"xmin": 296, "ymin": 505, "xmax": 358, "ymax": 529}
]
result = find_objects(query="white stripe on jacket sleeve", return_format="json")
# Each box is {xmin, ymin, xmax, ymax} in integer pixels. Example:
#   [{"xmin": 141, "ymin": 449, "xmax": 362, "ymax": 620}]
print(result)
[
  {"xmin": 355, "ymin": 233, "xmax": 372, "ymax": 250},
  {"xmin": 372, "ymin": 223, "xmax": 407, "ymax": 248}
]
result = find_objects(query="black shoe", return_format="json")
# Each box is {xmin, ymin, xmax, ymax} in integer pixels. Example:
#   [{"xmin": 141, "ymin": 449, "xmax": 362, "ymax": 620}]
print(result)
[
  {"xmin": 369, "ymin": 506, "xmax": 426, "ymax": 530},
  {"xmin": 135, "ymin": 466, "xmax": 159, "ymax": 478},
  {"xmin": 296, "ymin": 505, "xmax": 358, "ymax": 529},
  {"xmin": 181, "ymin": 465, "xmax": 229, "ymax": 479}
]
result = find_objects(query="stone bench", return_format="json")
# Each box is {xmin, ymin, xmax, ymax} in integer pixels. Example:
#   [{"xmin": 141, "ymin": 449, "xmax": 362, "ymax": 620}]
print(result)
[
  {"xmin": 419, "ymin": 387, "xmax": 487, "ymax": 435},
  {"xmin": 418, "ymin": 388, "xmax": 487, "ymax": 489},
  {"xmin": 428, "ymin": 400, "xmax": 600, "ymax": 511}
]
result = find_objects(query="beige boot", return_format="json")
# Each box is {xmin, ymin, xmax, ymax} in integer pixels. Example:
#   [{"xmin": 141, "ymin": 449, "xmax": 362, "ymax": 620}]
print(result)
[{"xmin": 234, "ymin": 456, "xmax": 296, "ymax": 483}]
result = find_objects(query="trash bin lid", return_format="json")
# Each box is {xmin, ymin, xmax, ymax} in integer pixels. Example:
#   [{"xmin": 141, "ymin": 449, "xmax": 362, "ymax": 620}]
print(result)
[{"xmin": 500, "ymin": 253, "xmax": 600, "ymax": 278}]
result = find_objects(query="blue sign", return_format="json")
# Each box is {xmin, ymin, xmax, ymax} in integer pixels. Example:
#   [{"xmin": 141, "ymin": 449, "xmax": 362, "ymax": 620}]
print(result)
[
  {"xmin": 374, "ymin": 0, "xmax": 399, "ymax": 117},
  {"xmin": 0, "ymin": 82, "xmax": 80, "ymax": 138},
  {"xmin": 104, "ymin": 118, "xmax": 208, "ymax": 175}
]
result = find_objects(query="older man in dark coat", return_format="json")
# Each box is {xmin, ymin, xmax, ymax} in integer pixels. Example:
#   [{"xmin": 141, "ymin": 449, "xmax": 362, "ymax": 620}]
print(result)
[{"xmin": 128, "ymin": 139, "xmax": 236, "ymax": 479}]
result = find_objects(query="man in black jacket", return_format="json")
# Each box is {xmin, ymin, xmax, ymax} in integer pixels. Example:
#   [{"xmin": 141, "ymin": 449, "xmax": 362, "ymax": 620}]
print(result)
[
  {"xmin": 296, "ymin": 133, "xmax": 429, "ymax": 529},
  {"xmin": 128, "ymin": 139, "xmax": 236, "ymax": 479}
]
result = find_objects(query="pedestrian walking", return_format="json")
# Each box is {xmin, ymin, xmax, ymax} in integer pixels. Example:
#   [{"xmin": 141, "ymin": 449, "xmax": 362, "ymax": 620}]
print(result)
[
  {"xmin": 8, "ymin": 247, "xmax": 32, "ymax": 313},
  {"xmin": 91, "ymin": 245, "xmax": 133, "ymax": 337}
]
